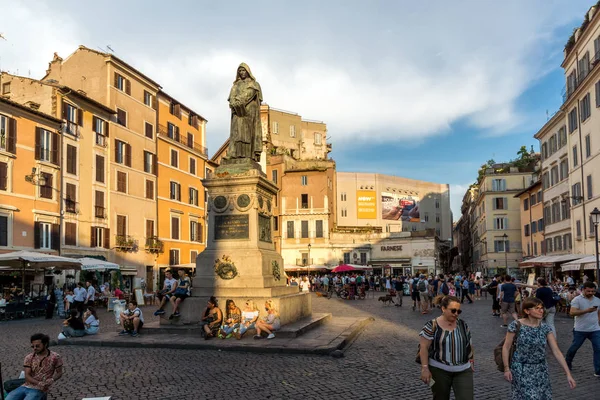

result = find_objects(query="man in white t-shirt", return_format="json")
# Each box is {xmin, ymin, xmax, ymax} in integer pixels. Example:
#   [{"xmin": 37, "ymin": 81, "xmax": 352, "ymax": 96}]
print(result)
[
  {"xmin": 154, "ymin": 270, "xmax": 178, "ymax": 316},
  {"xmin": 73, "ymin": 282, "xmax": 86, "ymax": 314},
  {"xmin": 566, "ymin": 273, "xmax": 575, "ymax": 286},
  {"xmin": 565, "ymin": 281, "xmax": 600, "ymax": 376},
  {"xmin": 119, "ymin": 301, "xmax": 144, "ymax": 337}
]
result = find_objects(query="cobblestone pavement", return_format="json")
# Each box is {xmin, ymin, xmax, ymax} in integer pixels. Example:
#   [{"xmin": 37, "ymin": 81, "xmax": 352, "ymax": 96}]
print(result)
[{"xmin": 1, "ymin": 294, "xmax": 599, "ymax": 399}]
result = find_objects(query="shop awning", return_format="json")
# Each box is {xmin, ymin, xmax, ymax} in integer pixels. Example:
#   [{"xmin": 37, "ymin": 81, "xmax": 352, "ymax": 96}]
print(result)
[
  {"xmin": 78, "ymin": 258, "xmax": 119, "ymax": 272},
  {"xmin": 561, "ymin": 256, "xmax": 599, "ymax": 271},
  {"xmin": 120, "ymin": 266, "xmax": 138, "ymax": 276},
  {"xmin": 520, "ymin": 254, "xmax": 590, "ymax": 268}
]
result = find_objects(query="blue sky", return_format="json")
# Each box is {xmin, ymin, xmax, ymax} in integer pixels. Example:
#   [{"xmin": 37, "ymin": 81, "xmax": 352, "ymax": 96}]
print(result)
[{"xmin": 2, "ymin": 0, "xmax": 594, "ymax": 218}]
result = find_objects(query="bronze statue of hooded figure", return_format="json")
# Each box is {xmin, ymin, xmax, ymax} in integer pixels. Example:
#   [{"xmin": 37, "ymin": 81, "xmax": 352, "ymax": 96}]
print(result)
[{"xmin": 227, "ymin": 63, "xmax": 263, "ymax": 162}]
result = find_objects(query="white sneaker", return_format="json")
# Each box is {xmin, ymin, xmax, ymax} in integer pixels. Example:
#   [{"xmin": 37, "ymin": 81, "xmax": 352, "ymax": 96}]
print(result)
[{"xmin": 267, "ymin": 333, "xmax": 275, "ymax": 339}]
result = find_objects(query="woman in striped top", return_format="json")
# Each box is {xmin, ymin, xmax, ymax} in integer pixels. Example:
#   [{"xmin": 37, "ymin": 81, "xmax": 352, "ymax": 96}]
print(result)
[{"xmin": 419, "ymin": 295, "xmax": 474, "ymax": 400}]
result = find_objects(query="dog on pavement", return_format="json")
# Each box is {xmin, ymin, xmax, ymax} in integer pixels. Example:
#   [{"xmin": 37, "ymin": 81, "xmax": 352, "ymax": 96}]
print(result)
[{"xmin": 378, "ymin": 295, "xmax": 395, "ymax": 305}]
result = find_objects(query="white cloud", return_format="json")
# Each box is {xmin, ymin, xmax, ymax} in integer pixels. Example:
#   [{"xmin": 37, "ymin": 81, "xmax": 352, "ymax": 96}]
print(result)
[
  {"xmin": 450, "ymin": 183, "xmax": 473, "ymax": 222},
  {"xmin": 1, "ymin": 0, "xmax": 592, "ymax": 154}
]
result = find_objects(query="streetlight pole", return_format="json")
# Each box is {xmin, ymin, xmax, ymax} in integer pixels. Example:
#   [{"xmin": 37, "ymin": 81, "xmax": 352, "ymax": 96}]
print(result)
[
  {"xmin": 502, "ymin": 233, "xmax": 508, "ymax": 275},
  {"xmin": 590, "ymin": 208, "xmax": 600, "ymax": 285},
  {"xmin": 307, "ymin": 243, "xmax": 311, "ymax": 277}
]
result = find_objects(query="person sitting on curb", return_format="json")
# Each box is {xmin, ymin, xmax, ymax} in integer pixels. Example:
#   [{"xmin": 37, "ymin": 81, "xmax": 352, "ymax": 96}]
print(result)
[
  {"xmin": 119, "ymin": 301, "xmax": 144, "ymax": 337},
  {"xmin": 219, "ymin": 299, "xmax": 241, "ymax": 339},
  {"xmin": 61, "ymin": 309, "xmax": 86, "ymax": 338},
  {"xmin": 169, "ymin": 269, "xmax": 191, "ymax": 320},
  {"xmin": 236, "ymin": 299, "xmax": 260, "ymax": 340},
  {"xmin": 255, "ymin": 299, "xmax": 281, "ymax": 339},
  {"xmin": 83, "ymin": 307, "xmax": 100, "ymax": 335},
  {"xmin": 202, "ymin": 296, "xmax": 223, "ymax": 340},
  {"xmin": 154, "ymin": 269, "xmax": 178, "ymax": 316}
]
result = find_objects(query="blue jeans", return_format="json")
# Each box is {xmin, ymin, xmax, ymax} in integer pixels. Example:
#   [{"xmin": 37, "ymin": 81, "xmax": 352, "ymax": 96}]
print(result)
[
  {"xmin": 222, "ymin": 323, "xmax": 239, "ymax": 335},
  {"xmin": 85, "ymin": 326, "xmax": 99, "ymax": 335},
  {"xmin": 565, "ymin": 329, "xmax": 600, "ymax": 374},
  {"xmin": 6, "ymin": 386, "xmax": 47, "ymax": 400},
  {"xmin": 239, "ymin": 322, "xmax": 255, "ymax": 336}
]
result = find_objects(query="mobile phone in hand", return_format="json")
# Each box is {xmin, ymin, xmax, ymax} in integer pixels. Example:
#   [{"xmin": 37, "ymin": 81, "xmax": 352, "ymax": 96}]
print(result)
[{"xmin": 429, "ymin": 378, "xmax": 436, "ymax": 388}]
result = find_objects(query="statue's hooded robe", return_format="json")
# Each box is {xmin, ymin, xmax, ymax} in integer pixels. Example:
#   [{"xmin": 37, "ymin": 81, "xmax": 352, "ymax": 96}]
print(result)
[{"xmin": 227, "ymin": 63, "xmax": 263, "ymax": 162}]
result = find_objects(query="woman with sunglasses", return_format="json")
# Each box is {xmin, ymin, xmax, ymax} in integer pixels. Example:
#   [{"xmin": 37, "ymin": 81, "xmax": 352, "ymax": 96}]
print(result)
[
  {"xmin": 502, "ymin": 297, "xmax": 575, "ymax": 399},
  {"xmin": 419, "ymin": 295, "xmax": 474, "ymax": 399}
]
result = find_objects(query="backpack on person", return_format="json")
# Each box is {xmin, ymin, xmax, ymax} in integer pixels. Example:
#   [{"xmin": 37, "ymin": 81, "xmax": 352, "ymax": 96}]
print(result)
[
  {"xmin": 441, "ymin": 282, "xmax": 449, "ymax": 295},
  {"xmin": 412, "ymin": 279, "xmax": 419, "ymax": 292},
  {"xmin": 493, "ymin": 321, "xmax": 521, "ymax": 372},
  {"xmin": 418, "ymin": 280, "xmax": 427, "ymax": 292}
]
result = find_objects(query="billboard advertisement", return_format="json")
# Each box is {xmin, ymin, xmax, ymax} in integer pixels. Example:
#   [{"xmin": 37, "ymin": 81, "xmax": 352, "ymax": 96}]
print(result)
[
  {"xmin": 381, "ymin": 192, "xmax": 419, "ymax": 221},
  {"xmin": 356, "ymin": 190, "xmax": 377, "ymax": 219}
]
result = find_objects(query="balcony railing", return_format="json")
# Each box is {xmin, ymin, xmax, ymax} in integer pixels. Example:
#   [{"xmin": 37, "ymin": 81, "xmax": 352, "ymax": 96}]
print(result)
[
  {"xmin": 562, "ymin": 52, "xmax": 600, "ymax": 103},
  {"xmin": 145, "ymin": 236, "xmax": 164, "ymax": 254},
  {"xmin": 115, "ymin": 235, "xmax": 138, "ymax": 252},
  {"xmin": 63, "ymin": 121, "xmax": 80, "ymax": 137},
  {"xmin": 158, "ymin": 124, "xmax": 208, "ymax": 157},
  {"xmin": 296, "ymin": 258, "xmax": 314, "ymax": 266},
  {"xmin": 65, "ymin": 199, "xmax": 78, "ymax": 214},
  {"xmin": 94, "ymin": 206, "xmax": 106, "ymax": 219}
]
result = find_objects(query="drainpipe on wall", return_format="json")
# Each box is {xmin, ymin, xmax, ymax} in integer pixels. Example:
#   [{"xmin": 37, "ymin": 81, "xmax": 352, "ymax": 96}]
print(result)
[{"xmin": 58, "ymin": 120, "xmax": 64, "ymax": 256}]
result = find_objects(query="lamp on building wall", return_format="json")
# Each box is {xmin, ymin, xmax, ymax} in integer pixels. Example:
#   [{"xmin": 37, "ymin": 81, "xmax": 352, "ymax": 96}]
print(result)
[
  {"xmin": 502, "ymin": 233, "xmax": 509, "ymax": 272},
  {"xmin": 590, "ymin": 207, "xmax": 600, "ymax": 283},
  {"xmin": 24, "ymin": 168, "xmax": 47, "ymax": 186}
]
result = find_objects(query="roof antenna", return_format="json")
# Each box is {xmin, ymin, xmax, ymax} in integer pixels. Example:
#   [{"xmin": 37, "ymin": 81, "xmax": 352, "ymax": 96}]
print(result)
[{"xmin": 106, "ymin": 45, "xmax": 114, "ymax": 53}]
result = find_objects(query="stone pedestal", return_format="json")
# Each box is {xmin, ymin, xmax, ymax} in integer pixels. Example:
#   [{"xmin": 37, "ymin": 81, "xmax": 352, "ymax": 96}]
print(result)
[{"xmin": 161, "ymin": 160, "xmax": 311, "ymax": 325}]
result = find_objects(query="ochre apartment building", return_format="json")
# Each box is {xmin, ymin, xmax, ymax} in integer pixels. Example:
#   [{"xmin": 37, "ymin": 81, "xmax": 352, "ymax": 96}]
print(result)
[
  {"xmin": 0, "ymin": 96, "xmax": 62, "ymax": 255},
  {"xmin": 515, "ymin": 180, "xmax": 544, "ymax": 259},
  {"xmin": 1, "ymin": 73, "xmax": 117, "ymax": 263},
  {"xmin": 156, "ymin": 91, "xmax": 208, "ymax": 279},
  {"xmin": 42, "ymin": 47, "xmax": 162, "ymax": 281}
]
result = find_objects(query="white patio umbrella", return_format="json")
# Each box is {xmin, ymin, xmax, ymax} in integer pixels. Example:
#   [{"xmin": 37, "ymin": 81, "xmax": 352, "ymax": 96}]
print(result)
[
  {"xmin": 77, "ymin": 257, "xmax": 120, "ymax": 272},
  {"xmin": 0, "ymin": 250, "xmax": 82, "ymax": 290}
]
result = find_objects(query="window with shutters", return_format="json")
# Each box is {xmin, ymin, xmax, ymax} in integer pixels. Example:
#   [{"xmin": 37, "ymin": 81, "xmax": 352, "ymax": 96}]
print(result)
[
  {"xmin": 63, "ymin": 102, "xmax": 80, "ymax": 136},
  {"xmin": 550, "ymin": 166, "xmax": 559, "ymax": 186},
  {"xmin": 167, "ymin": 122, "xmax": 179, "ymax": 140},
  {"xmin": 289, "ymin": 125, "xmax": 296, "ymax": 137},
  {"xmin": 190, "ymin": 250, "xmax": 198, "ymax": 263},
  {"xmin": 341, "ymin": 207, "xmax": 347, "ymax": 217},
  {"xmin": 596, "ymin": 79, "xmax": 600, "ymax": 108},
  {"xmin": 560, "ymin": 159, "xmax": 569, "ymax": 181},
  {"xmin": 568, "ymin": 107, "xmax": 578, "ymax": 133},
  {"xmin": 39, "ymin": 173, "xmax": 53, "ymax": 199},
  {"xmin": 2, "ymin": 82, "xmax": 10, "ymax": 95},
  {"xmin": 144, "ymin": 91, "xmax": 152, "ymax": 107},
  {"xmin": 0, "ymin": 215, "xmax": 7, "ymax": 246},
  {"xmin": 576, "ymin": 220, "xmax": 582, "ymax": 238},
  {"xmin": 145, "ymin": 122, "xmax": 153, "ymax": 139},
  {"xmin": 587, "ymin": 174, "xmax": 593, "ymax": 199},
  {"xmin": 116, "ymin": 215, "xmax": 127, "ymax": 237},
  {"xmin": 272, "ymin": 170, "xmax": 278, "ymax": 184},
  {"xmin": 90, "ymin": 227, "xmax": 105, "ymax": 248},
  {"xmin": 494, "ymin": 239, "xmax": 508, "ymax": 253},
  {"xmin": 171, "ymin": 216, "xmax": 180, "ymax": 240},
  {"xmin": 190, "ymin": 220, "xmax": 202, "ymax": 242},
  {"xmin": 116, "ymin": 108, "xmax": 127, "ymax": 127},
  {"xmin": 117, "ymin": 171, "xmax": 127, "ymax": 193},
  {"xmin": 187, "ymin": 133, "xmax": 194, "ymax": 148},
  {"xmin": 95, "ymin": 190, "xmax": 105, "ymax": 218},
  {"xmin": 287, "ymin": 221, "xmax": 295, "ymax": 238},
  {"xmin": 66, "ymin": 145, "xmax": 77, "ymax": 175},
  {"xmin": 301, "ymin": 175, "xmax": 308, "ymax": 186},
  {"xmin": 93, "ymin": 116, "xmax": 107, "ymax": 146},
  {"xmin": 170, "ymin": 181, "xmax": 181, "ymax": 201},
  {"xmin": 0, "ymin": 161, "xmax": 7, "ymax": 191},
  {"xmin": 492, "ymin": 179, "xmax": 506, "ymax": 191},
  {"xmin": 189, "ymin": 188, "xmax": 198, "ymax": 206},
  {"xmin": 301, "ymin": 220, "xmax": 309, "ymax": 238},
  {"xmin": 0, "ymin": 115, "xmax": 7, "ymax": 152},
  {"xmin": 65, "ymin": 183, "xmax": 77, "ymax": 213},
  {"xmin": 144, "ymin": 151, "xmax": 153, "ymax": 173},
  {"xmin": 39, "ymin": 129, "xmax": 52, "ymax": 162},
  {"xmin": 493, "ymin": 197, "xmax": 507, "ymax": 210},
  {"xmin": 171, "ymin": 149, "xmax": 178, "ymax": 168},
  {"xmin": 581, "ymin": 93, "xmax": 591, "ymax": 121},
  {"xmin": 169, "ymin": 102, "xmax": 182, "ymax": 118},
  {"xmin": 343, "ymin": 252, "xmax": 351, "ymax": 264},
  {"xmin": 586, "ymin": 134, "xmax": 592, "ymax": 158},
  {"xmin": 273, "ymin": 216, "xmax": 279, "ymax": 231},
  {"xmin": 314, "ymin": 132, "xmax": 322, "ymax": 145},
  {"xmin": 64, "ymin": 222, "xmax": 76, "ymax": 246},
  {"xmin": 572, "ymin": 182, "xmax": 582, "ymax": 205},
  {"xmin": 524, "ymin": 198, "xmax": 529, "ymax": 211},
  {"xmin": 273, "ymin": 121, "xmax": 279, "ymax": 134},
  {"xmin": 524, "ymin": 224, "xmax": 530, "ymax": 236},
  {"xmin": 169, "ymin": 249, "xmax": 180, "ymax": 266},
  {"xmin": 95, "ymin": 155, "xmax": 105, "ymax": 183},
  {"xmin": 115, "ymin": 140, "xmax": 126, "ymax": 164},
  {"xmin": 115, "ymin": 74, "xmax": 125, "ymax": 91},
  {"xmin": 301, "ymin": 194, "xmax": 308, "ymax": 209},
  {"xmin": 532, "ymin": 221, "xmax": 538, "ymax": 233},
  {"xmin": 38, "ymin": 222, "xmax": 52, "ymax": 249},
  {"xmin": 145, "ymin": 179, "xmax": 154, "ymax": 200},
  {"xmin": 493, "ymin": 217, "xmax": 508, "ymax": 230},
  {"xmin": 189, "ymin": 158, "xmax": 196, "ymax": 175},
  {"xmin": 340, "ymin": 192, "xmax": 347, "ymax": 201},
  {"xmin": 316, "ymin": 220, "xmax": 323, "ymax": 238},
  {"xmin": 573, "ymin": 145, "xmax": 578, "ymax": 167}
]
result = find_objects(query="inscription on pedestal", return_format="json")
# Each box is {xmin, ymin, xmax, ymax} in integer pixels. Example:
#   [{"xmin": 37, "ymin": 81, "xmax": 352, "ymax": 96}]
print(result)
[
  {"xmin": 258, "ymin": 214, "xmax": 272, "ymax": 243},
  {"xmin": 215, "ymin": 215, "xmax": 249, "ymax": 240}
]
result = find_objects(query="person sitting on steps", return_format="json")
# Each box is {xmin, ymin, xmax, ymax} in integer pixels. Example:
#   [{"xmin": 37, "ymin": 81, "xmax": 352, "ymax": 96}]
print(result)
[
  {"xmin": 219, "ymin": 299, "xmax": 242, "ymax": 339},
  {"xmin": 119, "ymin": 301, "xmax": 144, "ymax": 337},
  {"xmin": 255, "ymin": 299, "xmax": 281, "ymax": 339},
  {"xmin": 154, "ymin": 269, "xmax": 178, "ymax": 316},
  {"xmin": 169, "ymin": 269, "xmax": 191, "ymax": 320},
  {"xmin": 236, "ymin": 299, "xmax": 260, "ymax": 339},
  {"xmin": 202, "ymin": 296, "xmax": 223, "ymax": 340}
]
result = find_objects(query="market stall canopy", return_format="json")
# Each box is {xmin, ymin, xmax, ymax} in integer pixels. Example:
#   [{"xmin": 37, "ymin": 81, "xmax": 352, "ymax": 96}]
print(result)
[
  {"xmin": 520, "ymin": 254, "xmax": 590, "ymax": 269},
  {"xmin": 331, "ymin": 264, "xmax": 357, "ymax": 273},
  {"xmin": 0, "ymin": 251, "xmax": 82, "ymax": 270},
  {"xmin": 561, "ymin": 256, "xmax": 598, "ymax": 271},
  {"xmin": 77, "ymin": 257, "xmax": 119, "ymax": 272}
]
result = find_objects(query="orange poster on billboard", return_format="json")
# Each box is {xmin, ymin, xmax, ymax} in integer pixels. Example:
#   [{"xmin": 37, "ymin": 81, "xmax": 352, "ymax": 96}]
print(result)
[{"xmin": 357, "ymin": 190, "xmax": 377, "ymax": 219}]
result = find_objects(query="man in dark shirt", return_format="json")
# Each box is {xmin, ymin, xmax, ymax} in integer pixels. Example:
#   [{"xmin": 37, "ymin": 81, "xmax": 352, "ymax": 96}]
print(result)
[
  {"xmin": 499, "ymin": 275, "xmax": 518, "ymax": 327},
  {"xmin": 535, "ymin": 278, "xmax": 556, "ymax": 337},
  {"xmin": 488, "ymin": 276, "xmax": 500, "ymax": 316}
]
